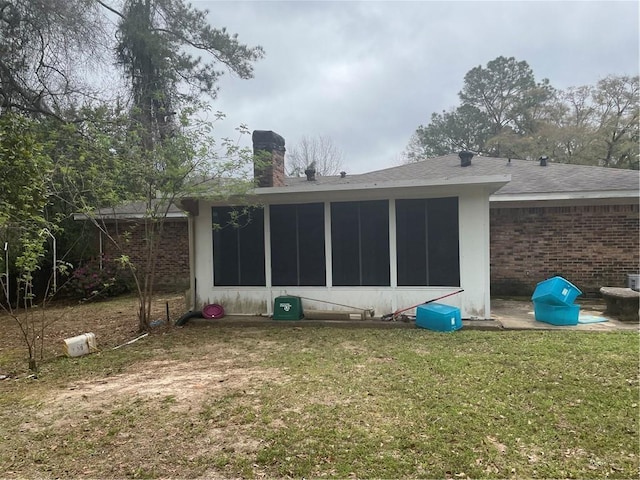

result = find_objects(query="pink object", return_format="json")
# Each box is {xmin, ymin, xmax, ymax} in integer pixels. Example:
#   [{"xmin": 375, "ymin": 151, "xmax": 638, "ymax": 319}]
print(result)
[{"xmin": 202, "ymin": 304, "xmax": 224, "ymax": 319}]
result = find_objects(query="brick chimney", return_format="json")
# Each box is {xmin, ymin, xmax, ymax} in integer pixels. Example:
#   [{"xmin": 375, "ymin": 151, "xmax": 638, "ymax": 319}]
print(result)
[{"xmin": 253, "ymin": 130, "xmax": 285, "ymax": 187}]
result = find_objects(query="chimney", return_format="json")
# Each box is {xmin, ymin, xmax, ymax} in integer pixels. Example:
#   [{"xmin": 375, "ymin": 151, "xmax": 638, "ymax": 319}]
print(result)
[
  {"xmin": 459, "ymin": 150, "xmax": 473, "ymax": 167},
  {"xmin": 539, "ymin": 155, "xmax": 548, "ymax": 167},
  {"xmin": 253, "ymin": 130, "xmax": 286, "ymax": 187}
]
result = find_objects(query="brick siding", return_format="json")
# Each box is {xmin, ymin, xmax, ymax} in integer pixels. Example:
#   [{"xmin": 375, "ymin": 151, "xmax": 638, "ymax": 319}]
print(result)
[
  {"xmin": 101, "ymin": 219, "xmax": 189, "ymax": 291},
  {"xmin": 490, "ymin": 204, "xmax": 640, "ymax": 297}
]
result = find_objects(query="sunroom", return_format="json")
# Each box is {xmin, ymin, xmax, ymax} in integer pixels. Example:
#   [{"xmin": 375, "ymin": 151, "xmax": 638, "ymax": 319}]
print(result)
[{"xmin": 180, "ymin": 131, "xmax": 509, "ymax": 320}]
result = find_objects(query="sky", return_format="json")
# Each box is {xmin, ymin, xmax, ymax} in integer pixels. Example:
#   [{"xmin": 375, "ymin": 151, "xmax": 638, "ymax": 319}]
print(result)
[{"xmin": 191, "ymin": 0, "xmax": 639, "ymax": 174}]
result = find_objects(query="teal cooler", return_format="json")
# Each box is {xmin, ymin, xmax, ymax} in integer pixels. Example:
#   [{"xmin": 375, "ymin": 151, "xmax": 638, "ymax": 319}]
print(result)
[
  {"xmin": 416, "ymin": 303, "xmax": 462, "ymax": 332},
  {"xmin": 273, "ymin": 296, "xmax": 304, "ymax": 320}
]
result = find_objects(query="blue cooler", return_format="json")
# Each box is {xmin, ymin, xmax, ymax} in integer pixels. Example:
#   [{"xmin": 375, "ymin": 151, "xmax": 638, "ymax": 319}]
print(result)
[
  {"xmin": 416, "ymin": 303, "xmax": 462, "ymax": 332},
  {"xmin": 531, "ymin": 276, "xmax": 581, "ymax": 306}
]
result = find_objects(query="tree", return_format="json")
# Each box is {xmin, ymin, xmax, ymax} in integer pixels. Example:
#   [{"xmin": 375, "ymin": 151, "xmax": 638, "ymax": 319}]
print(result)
[
  {"xmin": 1, "ymin": 0, "xmax": 265, "ymax": 335},
  {"xmin": 111, "ymin": 0, "xmax": 264, "ymax": 145},
  {"xmin": 406, "ymin": 56, "xmax": 554, "ymax": 160},
  {"xmin": 0, "ymin": 113, "xmax": 56, "ymax": 372},
  {"xmin": 286, "ymin": 135, "xmax": 345, "ymax": 176},
  {"xmin": 486, "ymin": 75, "xmax": 640, "ymax": 168},
  {"xmin": 459, "ymin": 56, "xmax": 554, "ymax": 137},
  {"xmin": 0, "ymin": 0, "xmax": 108, "ymax": 118},
  {"xmin": 544, "ymin": 85, "xmax": 599, "ymax": 164},
  {"xmin": 101, "ymin": 0, "xmax": 264, "ymax": 330},
  {"xmin": 404, "ymin": 104, "xmax": 492, "ymax": 161},
  {"xmin": 405, "ymin": 55, "xmax": 638, "ymax": 169},
  {"xmin": 591, "ymin": 75, "xmax": 639, "ymax": 168}
]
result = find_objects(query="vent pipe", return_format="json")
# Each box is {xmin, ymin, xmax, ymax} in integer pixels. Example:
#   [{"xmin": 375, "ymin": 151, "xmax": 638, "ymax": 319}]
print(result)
[
  {"xmin": 305, "ymin": 162, "xmax": 316, "ymax": 181},
  {"xmin": 459, "ymin": 150, "xmax": 473, "ymax": 167}
]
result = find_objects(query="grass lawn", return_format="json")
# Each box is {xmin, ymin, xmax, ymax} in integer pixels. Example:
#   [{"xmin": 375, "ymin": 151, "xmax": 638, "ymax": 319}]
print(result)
[{"xmin": 0, "ymin": 302, "xmax": 638, "ymax": 479}]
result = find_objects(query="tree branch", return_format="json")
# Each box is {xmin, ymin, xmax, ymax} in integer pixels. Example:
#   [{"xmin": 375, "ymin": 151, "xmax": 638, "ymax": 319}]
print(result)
[{"xmin": 95, "ymin": 0, "xmax": 124, "ymax": 20}]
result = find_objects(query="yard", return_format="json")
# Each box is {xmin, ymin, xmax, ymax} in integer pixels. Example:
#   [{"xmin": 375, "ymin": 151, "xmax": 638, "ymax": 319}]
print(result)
[{"xmin": 0, "ymin": 295, "xmax": 638, "ymax": 479}]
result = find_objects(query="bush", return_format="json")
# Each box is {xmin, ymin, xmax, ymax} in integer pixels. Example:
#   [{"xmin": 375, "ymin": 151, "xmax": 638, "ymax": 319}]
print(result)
[{"xmin": 67, "ymin": 256, "xmax": 130, "ymax": 299}]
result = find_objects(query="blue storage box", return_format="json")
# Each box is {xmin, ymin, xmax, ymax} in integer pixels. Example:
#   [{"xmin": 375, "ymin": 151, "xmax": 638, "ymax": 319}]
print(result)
[
  {"xmin": 533, "ymin": 302, "xmax": 580, "ymax": 326},
  {"xmin": 416, "ymin": 303, "xmax": 462, "ymax": 332},
  {"xmin": 531, "ymin": 276, "xmax": 581, "ymax": 306}
]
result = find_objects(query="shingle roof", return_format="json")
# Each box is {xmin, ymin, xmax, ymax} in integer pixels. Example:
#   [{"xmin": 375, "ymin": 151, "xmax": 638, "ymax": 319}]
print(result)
[
  {"xmin": 73, "ymin": 200, "xmax": 187, "ymax": 220},
  {"xmin": 282, "ymin": 154, "xmax": 639, "ymax": 196}
]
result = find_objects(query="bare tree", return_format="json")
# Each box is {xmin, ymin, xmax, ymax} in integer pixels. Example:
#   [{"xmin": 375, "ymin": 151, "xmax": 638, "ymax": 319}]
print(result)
[
  {"xmin": 287, "ymin": 135, "xmax": 345, "ymax": 176},
  {"xmin": 0, "ymin": 0, "xmax": 109, "ymax": 119}
]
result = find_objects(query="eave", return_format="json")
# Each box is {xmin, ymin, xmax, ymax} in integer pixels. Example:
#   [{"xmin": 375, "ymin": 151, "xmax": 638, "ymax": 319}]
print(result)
[{"xmin": 490, "ymin": 189, "xmax": 640, "ymax": 208}]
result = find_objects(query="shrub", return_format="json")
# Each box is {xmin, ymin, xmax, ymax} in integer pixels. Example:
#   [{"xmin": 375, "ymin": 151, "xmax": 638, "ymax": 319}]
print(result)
[{"xmin": 67, "ymin": 256, "xmax": 130, "ymax": 299}]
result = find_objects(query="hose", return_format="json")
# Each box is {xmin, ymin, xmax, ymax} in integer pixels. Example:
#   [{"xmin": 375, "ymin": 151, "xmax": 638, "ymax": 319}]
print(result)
[{"xmin": 175, "ymin": 310, "xmax": 204, "ymax": 326}]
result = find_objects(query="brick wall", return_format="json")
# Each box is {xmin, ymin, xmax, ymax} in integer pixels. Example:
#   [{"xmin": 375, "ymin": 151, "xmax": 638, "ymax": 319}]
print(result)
[
  {"xmin": 490, "ymin": 204, "xmax": 640, "ymax": 297},
  {"xmin": 101, "ymin": 219, "xmax": 189, "ymax": 291}
]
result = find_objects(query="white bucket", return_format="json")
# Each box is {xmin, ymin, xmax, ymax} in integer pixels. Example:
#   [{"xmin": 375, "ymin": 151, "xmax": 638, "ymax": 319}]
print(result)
[
  {"xmin": 64, "ymin": 333, "xmax": 98, "ymax": 357},
  {"xmin": 627, "ymin": 274, "xmax": 640, "ymax": 292}
]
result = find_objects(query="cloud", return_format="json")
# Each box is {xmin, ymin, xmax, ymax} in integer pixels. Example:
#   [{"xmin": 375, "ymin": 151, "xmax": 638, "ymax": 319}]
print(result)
[{"xmin": 195, "ymin": 0, "xmax": 639, "ymax": 174}]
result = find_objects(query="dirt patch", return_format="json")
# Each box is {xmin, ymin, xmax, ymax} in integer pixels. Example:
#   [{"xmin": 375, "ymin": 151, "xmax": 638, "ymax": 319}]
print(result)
[
  {"xmin": 8, "ymin": 349, "xmax": 289, "ymax": 478},
  {"xmin": 54, "ymin": 361, "xmax": 273, "ymax": 405},
  {"xmin": 0, "ymin": 293, "xmax": 187, "ymax": 373},
  {"xmin": 45, "ymin": 358, "xmax": 282, "ymax": 414}
]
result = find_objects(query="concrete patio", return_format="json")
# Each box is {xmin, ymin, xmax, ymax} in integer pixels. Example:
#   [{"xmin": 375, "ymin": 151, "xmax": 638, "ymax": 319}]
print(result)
[
  {"xmin": 489, "ymin": 298, "xmax": 639, "ymax": 331},
  {"xmin": 184, "ymin": 298, "xmax": 639, "ymax": 331}
]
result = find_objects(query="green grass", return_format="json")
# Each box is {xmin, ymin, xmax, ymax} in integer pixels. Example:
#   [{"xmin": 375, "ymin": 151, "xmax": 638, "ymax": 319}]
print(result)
[{"xmin": 0, "ymin": 325, "xmax": 638, "ymax": 479}]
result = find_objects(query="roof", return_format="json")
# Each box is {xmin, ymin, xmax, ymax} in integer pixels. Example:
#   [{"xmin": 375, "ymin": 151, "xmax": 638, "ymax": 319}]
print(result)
[
  {"xmin": 77, "ymin": 155, "xmax": 639, "ymax": 219},
  {"xmin": 73, "ymin": 200, "xmax": 187, "ymax": 220},
  {"xmin": 282, "ymin": 154, "xmax": 639, "ymax": 201}
]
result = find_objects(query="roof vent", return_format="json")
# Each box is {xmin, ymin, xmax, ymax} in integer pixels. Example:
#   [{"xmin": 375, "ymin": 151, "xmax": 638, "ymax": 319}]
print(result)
[
  {"xmin": 459, "ymin": 150, "xmax": 473, "ymax": 167},
  {"xmin": 305, "ymin": 162, "xmax": 316, "ymax": 181},
  {"xmin": 340, "ymin": 171, "xmax": 346, "ymax": 178},
  {"xmin": 539, "ymin": 155, "xmax": 548, "ymax": 167}
]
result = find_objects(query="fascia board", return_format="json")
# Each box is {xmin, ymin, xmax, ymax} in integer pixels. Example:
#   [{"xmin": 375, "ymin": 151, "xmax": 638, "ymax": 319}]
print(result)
[
  {"xmin": 72, "ymin": 212, "xmax": 187, "ymax": 221},
  {"xmin": 198, "ymin": 175, "xmax": 510, "ymax": 206},
  {"xmin": 254, "ymin": 174, "xmax": 511, "ymax": 195},
  {"xmin": 490, "ymin": 190, "xmax": 640, "ymax": 207}
]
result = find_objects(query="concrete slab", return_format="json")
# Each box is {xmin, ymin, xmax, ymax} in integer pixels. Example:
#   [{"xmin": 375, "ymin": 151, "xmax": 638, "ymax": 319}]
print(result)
[
  {"xmin": 184, "ymin": 298, "xmax": 639, "ymax": 332},
  {"xmin": 491, "ymin": 298, "xmax": 639, "ymax": 332}
]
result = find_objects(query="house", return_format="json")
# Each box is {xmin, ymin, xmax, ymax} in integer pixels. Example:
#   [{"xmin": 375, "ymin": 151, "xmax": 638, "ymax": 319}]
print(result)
[
  {"xmin": 82, "ymin": 131, "xmax": 638, "ymax": 316},
  {"xmin": 178, "ymin": 131, "xmax": 639, "ymax": 319},
  {"xmin": 74, "ymin": 201, "xmax": 190, "ymax": 291}
]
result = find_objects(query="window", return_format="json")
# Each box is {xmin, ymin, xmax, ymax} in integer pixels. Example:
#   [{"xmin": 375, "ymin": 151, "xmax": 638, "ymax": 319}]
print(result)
[
  {"xmin": 270, "ymin": 203, "xmax": 325, "ymax": 286},
  {"xmin": 331, "ymin": 200, "xmax": 389, "ymax": 286},
  {"xmin": 396, "ymin": 197, "xmax": 459, "ymax": 286},
  {"xmin": 212, "ymin": 207, "xmax": 265, "ymax": 286}
]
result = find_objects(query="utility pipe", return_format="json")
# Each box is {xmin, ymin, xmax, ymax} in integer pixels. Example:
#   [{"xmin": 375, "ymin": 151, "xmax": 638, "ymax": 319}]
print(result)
[
  {"xmin": 4, "ymin": 242, "xmax": 8, "ymax": 303},
  {"xmin": 41, "ymin": 229, "xmax": 57, "ymax": 294}
]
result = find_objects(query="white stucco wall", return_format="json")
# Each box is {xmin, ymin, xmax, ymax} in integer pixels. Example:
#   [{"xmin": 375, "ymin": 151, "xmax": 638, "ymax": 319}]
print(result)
[
  {"xmin": 189, "ymin": 180, "xmax": 504, "ymax": 320},
  {"xmin": 457, "ymin": 187, "xmax": 492, "ymax": 319}
]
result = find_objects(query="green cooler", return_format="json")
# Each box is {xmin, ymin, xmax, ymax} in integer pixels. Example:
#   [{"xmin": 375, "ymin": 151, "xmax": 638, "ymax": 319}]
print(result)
[{"xmin": 273, "ymin": 296, "xmax": 304, "ymax": 320}]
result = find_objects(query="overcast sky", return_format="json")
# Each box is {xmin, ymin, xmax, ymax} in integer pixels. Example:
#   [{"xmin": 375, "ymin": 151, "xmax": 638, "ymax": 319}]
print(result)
[{"xmin": 192, "ymin": 0, "xmax": 639, "ymax": 174}]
